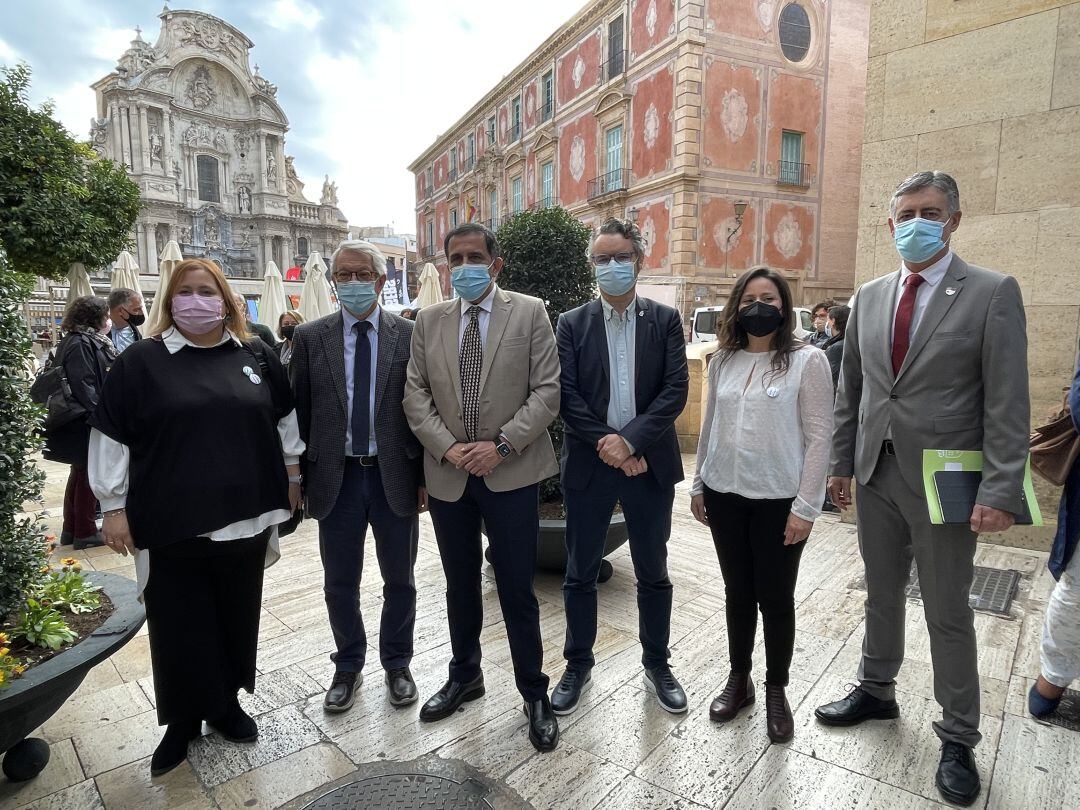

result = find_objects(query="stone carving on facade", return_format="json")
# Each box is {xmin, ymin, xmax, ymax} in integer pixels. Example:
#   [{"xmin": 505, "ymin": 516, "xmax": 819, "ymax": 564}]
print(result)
[
  {"xmin": 646, "ymin": 0, "xmax": 659, "ymax": 37},
  {"xmin": 285, "ymin": 156, "xmax": 300, "ymax": 196},
  {"xmin": 177, "ymin": 17, "xmax": 242, "ymax": 61},
  {"xmin": 155, "ymin": 226, "xmax": 166, "ymax": 256},
  {"xmin": 233, "ymin": 130, "xmax": 254, "ymax": 159},
  {"xmin": 204, "ymin": 208, "xmax": 221, "ymax": 246},
  {"xmin": 267, "ymin": 152, "xmax": 278, "ymax": 184},
  {"xmin": 756, "ymin": 0, "xmax": 777, "ymax": 32},
  {"xmin": 569, "ymin": 135, "xmax": 586, "ymax": 182},
  {"xmin": 118, "ymin": 28, "xmax": 155, "ymax": 77},
  {"xmin": 238, "ymin": 185, "xmax": 252, "ymax": 213},
  {"xmin": 721, "ymin": 88, "xmax": 749, "ymax": 142},
  {"xmin": 320, "ymin": 175, "xmax": 338, "ymax": 206},
  {"xmin": 773, "ymin": 212, "xmax": 803, "ymax": 259},
  {"xmin": 148, "ymin": 125, "xmax": 164, "ymax": 168},
  {"xmin": 573, "ymin": 56, "xmax": 586, "ymax": 90},
  {"xmin": 89, "ymin": 117, "xmax": 109, "ymax": 157},
  {"xmin": 146, "ymin": 180, "xmax": 174, "ymax": 193},
  {"xmin": 641, "ymin": 216, "xmax": 656, "ymax": 257},
  {"xmin": 185, "ymin": 65, "xmax": 216, "ymax": 110},
  {"xmin": 213, "ymin": 131, "xmax": 227, "ymax": 153},
  {"xmin": 251, "ymin": 64, "xmax": 278, "ymax": 97},
  {"xmin": 179, "ymin": 226, "xmax": 191, "ymax": 245},
  {"xmin": 644, "ymin": 103, "xmax": 661, "ymax": 148}
]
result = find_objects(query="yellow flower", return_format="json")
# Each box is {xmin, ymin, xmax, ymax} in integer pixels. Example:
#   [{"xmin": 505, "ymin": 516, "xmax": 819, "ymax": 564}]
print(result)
[
  {"xmin": 44, "ymin": 534, "xmax": 56, "ymax": 542},
  {"xmin": 0, "ymin": 647, "xmax": 9, "ymax": 658},
  {"xmin": 60, "ymin": 557, "xmax": 78, "ymax": 567},
  {"xmin": 14, "ymin": 665, "xmax": 26, "ymax": 675},
  {"xmin": 0, "ymin": 632, "xmax": 9, "ymax": 644},
  {"xmin": 0, "ymin": 670, "xmax": 6, "ymax": 685},
  {"xmin": 39, "ymin": 564, "xmax": 50, "ymax": 574}
]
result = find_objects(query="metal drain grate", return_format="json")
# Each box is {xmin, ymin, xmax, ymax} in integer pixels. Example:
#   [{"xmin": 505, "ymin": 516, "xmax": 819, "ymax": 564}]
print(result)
[
  {"xmin": 854, "ymin": 565, "xmax": 1021, "ymax": 616},
  {"xmin": 1041, "ymin": 688, "xmax": 1080, "ymax": 733},
  {"xmin": 303, "ymin": 774, "xmax": 493, "ymax": 809}
]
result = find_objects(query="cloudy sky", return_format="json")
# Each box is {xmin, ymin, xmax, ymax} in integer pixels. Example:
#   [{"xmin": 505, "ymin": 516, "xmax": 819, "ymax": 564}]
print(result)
[{"xmin": 1, "ymin": 0, "xmax": 586, "ymax": 234}]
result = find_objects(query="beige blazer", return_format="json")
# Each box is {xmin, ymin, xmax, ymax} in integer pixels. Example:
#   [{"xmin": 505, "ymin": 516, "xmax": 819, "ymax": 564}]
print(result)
[{"xmin": 404, "ymin": 286, "xmax": 560, "ymax": 502}]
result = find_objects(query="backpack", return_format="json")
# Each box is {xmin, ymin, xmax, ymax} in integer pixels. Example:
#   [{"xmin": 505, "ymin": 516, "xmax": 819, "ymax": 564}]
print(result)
[{"xmin": 29, "ymin": 336, "xmax": 88, "ymax": 431}]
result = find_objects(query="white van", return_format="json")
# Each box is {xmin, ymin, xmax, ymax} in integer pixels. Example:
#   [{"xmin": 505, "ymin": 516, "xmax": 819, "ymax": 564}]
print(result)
[{"xmin": 690, "ymin": 305, "xmax": 814, "ymax": 343}]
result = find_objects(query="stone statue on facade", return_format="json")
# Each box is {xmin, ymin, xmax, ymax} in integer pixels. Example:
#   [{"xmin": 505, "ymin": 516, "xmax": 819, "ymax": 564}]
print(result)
[
  {"xmin": 237, "ymin": 185, "xmax": 252, "ymax": 214},
  {"xmin": 213, "ymin": 131, "xmax": 227, "ymax": 153},
  {"xmin": 185, "ymin": 65, "xmax": 216, "ymax": 110},
  {"xmin": 205, "ymin": 213, "xmax": 220, "ymax": 246},
  {"xmin": 320, "ymin": 175, "xmax": 339, "ymax": 206},
  {"xmin": 148, "ymin": 126, "xmax": 164, "ymax": 168},
  {"xmin": 89, "ymin": 118, "xmax": 108, "ymax": 157},
  {"xmin": 267, "ymin": 152, "xmax": 278, "ymax": 184}
]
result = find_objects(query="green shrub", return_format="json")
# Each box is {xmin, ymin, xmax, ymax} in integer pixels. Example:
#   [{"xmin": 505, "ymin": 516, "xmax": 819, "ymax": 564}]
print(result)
[
  {"xmin": 39, "ymin": 565, "xmax": 101, "ymax": 615},
  {"xmin": 13, "ymin": 599, "xmax": 76, "ymax": 651}
]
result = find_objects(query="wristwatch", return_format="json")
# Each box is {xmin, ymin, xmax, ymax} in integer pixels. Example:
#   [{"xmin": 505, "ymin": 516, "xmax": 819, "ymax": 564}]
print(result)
[
  {"xmin": 495, "ymin": 434, "xmax": 512, "ymax": 459},
  {"xmin": 288, "ymin": 475, "xmax": 303, "ymax": 484}
]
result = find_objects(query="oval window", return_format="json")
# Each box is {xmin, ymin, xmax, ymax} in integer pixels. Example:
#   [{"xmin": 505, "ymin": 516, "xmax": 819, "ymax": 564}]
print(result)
[{"xmin": 778, "ymin": 3, "xmax": 812, "ymax": 63}]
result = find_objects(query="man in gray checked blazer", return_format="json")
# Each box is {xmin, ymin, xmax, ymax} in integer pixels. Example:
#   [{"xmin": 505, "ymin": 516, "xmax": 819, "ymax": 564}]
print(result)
[
  {"xmin": 815, "ymin": 172, "xmax": 1029, "ymax": 807},
  {"xmin": 291, "ymin": 240, "xmax": 425, "ymax": 714}
]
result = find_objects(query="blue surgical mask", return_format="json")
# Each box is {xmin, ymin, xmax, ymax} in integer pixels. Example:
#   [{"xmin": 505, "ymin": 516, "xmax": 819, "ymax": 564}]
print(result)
[
  {"xmin": 336, "ymin": 281, "xmax": 378, "ymax": 315},
  {"xmin": 825, "ymin": 323, "xmax": 834, "ymax": 339},
  {"xmin": 595, "ymin": 260, "xmax": 637, "ymax": 297},
  {"xmin": 451, "ymin": 262, "xmax": 493, "ymax": 302},
  {"xmin": 893, "ymin": 217, "xmax": 950, "ymax": 264}
]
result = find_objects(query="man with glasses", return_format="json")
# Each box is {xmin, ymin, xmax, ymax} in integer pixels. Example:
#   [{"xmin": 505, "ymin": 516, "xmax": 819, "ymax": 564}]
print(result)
[
  {"xmin": 403, "ymin": 222, "xmax": 562, "ymax": 752},
  {"xmin": 552, "ymin": 218, "xmax": 690, "ymax": 716},
  {"xmin": 290, "ymin": 240, "xmax": 425, "ymax": 714}
]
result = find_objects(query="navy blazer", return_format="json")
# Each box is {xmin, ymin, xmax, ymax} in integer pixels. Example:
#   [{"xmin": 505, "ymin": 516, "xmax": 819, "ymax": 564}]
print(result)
[{"xmin": 556, "ymin": 296, "xmax": 689, "ymax": 491}]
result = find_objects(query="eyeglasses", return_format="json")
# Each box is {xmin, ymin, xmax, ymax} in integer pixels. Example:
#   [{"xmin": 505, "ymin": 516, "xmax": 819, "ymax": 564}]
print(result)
[
  {"xmin": 589, "ymin": 252, "xmax": 636, "ymax": 266},
  {"xmin": 333, "ymin": 272, "xmax": 379, "ymax": 283}
]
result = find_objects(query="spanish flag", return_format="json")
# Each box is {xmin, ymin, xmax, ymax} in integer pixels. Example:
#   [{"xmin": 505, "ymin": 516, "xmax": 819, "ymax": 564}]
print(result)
[{"xmin": 466, "ymin": 198, "xmax": 478, "ymax": 222}]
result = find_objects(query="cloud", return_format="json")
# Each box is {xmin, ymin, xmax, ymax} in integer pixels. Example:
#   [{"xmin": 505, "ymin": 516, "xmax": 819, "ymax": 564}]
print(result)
[
  {"xmin": 0, "ymin": 37, "xmax": 18, "ymax": 63},
  {"xmin": 254, "ymin": 0, "xmax": 323, "ymax": 32}
]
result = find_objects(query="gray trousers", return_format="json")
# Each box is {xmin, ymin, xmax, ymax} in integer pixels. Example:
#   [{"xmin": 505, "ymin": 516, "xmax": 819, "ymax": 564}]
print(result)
[{"xmin": 856, "ymin": 453, "xmax": 981, "ymax": 747}]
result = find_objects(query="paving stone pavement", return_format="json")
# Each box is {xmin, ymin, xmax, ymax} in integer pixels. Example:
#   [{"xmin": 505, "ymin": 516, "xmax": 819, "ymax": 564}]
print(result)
[{"xmin": 2, "ymin": 456, "xmax": 1075, "ymax": 810}]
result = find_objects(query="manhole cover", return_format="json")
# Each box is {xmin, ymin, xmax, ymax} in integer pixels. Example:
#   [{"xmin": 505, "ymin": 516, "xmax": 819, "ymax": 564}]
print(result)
[
  {"xmin": 1041, "ymin": 688, "xmax": 1080, "ymax": 733},
  {"xmin": 852, "ymin": 565, "xmax": 1021, "ymax": 616},
  {"xmin": 303, "ymin": 774, "xmax": 493, "ymax": 809}
]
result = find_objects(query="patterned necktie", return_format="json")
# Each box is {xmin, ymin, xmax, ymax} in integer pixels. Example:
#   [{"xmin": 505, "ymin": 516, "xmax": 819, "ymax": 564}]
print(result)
[
  {"xmin": 351, "ymin": 321, "xmax": 371, "ymax": 455},
  {"xmin": 460, "ymin": 306, "xmax": 482, "ymax": 442},
  {"xmin": 891, "ymin": 273, "xmax": 926, "ymax": 376}
]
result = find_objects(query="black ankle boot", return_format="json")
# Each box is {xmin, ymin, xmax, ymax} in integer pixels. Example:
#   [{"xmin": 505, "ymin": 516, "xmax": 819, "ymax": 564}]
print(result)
[
  {"xmin": 151, "ymin": 719, "xmax": 200, "ymax": 777},
  {"xmin": 207, "ymin": 696, "xmax": 258, "ymax": 743}
]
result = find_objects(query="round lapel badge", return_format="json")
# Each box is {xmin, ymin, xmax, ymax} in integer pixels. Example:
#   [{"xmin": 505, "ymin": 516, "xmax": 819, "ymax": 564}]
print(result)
[
  {"xmin": 766, "ymin": 386, "xmax": 780, "ymax": 399},
  {"xmin": 242, "ymin": 366, "xmax": 254, "ymax": 376},
  {"xmin": 249, "ymin": 373, "xmax": 262, "ymax": 385}
]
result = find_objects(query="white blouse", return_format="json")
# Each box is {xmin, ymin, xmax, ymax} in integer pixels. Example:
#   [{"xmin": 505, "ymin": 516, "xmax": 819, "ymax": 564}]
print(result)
[
  {"xmin": 691, "ymin": 346, "xmax": 834, "ymax": 522},
  {"xmin": 88, "ymin": 328, "xmax": 306, "ymax": 595}
]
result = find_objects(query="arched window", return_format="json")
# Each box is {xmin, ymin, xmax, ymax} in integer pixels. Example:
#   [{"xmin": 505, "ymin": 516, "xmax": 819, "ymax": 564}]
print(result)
[
  {"xmin": 778, "ymin": 4, "xmax": 812, "ymax": 63},
  {"xmin": 196, "ymin": 154, "xmax": 220, "ymax": 202},
  {"xmin": 297, "ymin": 237, "xmax": 309, "ymax": 257}
]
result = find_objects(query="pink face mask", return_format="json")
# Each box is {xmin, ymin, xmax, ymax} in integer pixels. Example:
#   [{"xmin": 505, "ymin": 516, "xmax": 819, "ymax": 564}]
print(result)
[{"xmin": 172, "ymin": 294, "xmax": 223, "ymax": 335}]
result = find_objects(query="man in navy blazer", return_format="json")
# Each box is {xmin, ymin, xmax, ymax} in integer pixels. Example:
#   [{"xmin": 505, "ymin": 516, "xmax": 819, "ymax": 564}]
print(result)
[{"xmin": 552, "ymin": 218, "xmax": 690, "ymax": 716}]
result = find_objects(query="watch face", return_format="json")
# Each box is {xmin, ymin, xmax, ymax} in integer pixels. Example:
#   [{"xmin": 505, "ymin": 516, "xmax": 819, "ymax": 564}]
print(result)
[{"xmin": 497, "ymin": 442, "xmax": 511, "ymax": 458}]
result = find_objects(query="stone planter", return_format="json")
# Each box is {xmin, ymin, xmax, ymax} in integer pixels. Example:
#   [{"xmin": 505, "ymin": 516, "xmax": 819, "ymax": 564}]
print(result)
[
  {"xmin": 0, "ymin": 572, "xmax": 145, "ymax": 781},
  {"xmin": 484, "ymin": 512, "xmax": 630, "ymax": 580}
]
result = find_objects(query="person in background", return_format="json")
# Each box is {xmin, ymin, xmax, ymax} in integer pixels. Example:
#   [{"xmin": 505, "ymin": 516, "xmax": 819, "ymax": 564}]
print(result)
[
  {"xmin": 400, "ymin": 308, "xmax": 415, "ymax": 321},
  {"xmin": 1030, "ymin": 358, "xmax": 1080, "ymax": 719},
  {"xmin": 90, "ymin": 258, "xmax": 303, "ymax": 777},
  {"xmin": 233, "ymin": 293, "xmax": 277, "ymax": 350},
  {"xmin": 690, "ymin": 266, "xmax": 833, "ymax": 745},
  {"xmin": 276, "ymin": 309, "xmax": 305, "ymax": 370},
  {"xmin": 45, "ymin": 295, "xmax": 117, "ymax": 549},
  {"xmin": 808, "ymin": 300, "xmax": 835, "ymax": 348},
  {"xmin": 107, "ymin": 288, "xmax": 144, "ymax": 353},
  {"xmin": 822, "ymin": 304, "xmax": 850, "ymax": 391}
]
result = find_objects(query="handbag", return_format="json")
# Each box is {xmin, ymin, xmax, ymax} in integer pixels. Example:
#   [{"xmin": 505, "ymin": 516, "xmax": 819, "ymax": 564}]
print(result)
[
  {"xmin": 1030, "ymin": 388, "xmax": 1080, "ymax": 486},
  {"xmin": 29, "ymin": 336, "xmax": 88, "ymax": 431}
]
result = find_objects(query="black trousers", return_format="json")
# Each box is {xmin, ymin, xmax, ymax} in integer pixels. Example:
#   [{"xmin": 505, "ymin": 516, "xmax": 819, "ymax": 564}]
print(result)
[
  {"xmin": 428, "ymin": 475, "xmax": 549, "ymax": 702},
  {"xmin": 702, "ymin": 488, "xmax": 803, "ymax": 686},
  {"xmin": 144, "ymin": 531, "xmax": 269, "ymax": 726},
  {"xmin": 563, "ymin": 463, "xmax": 674, "ymax": 671},
  {"xmin": 318, "ymin": 459, "xmax": 418, "ymax": 672}
]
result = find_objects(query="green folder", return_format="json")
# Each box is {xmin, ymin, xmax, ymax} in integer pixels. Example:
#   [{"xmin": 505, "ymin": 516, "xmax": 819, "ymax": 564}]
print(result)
[{"xmin": 921, "ymin": 449, "xmax": 1043, "ymax": 526}]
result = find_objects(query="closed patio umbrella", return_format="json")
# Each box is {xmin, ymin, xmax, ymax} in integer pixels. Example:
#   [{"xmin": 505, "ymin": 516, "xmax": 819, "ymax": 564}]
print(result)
[
  {"xmin": 299, "ymin": 251, "xmax": 335, "ymax": 322},
  {"xmin": 65, "ymin": 263, "xmax": 95, "ymax": 307},
  {"xmin": 110, "ymin": 250, "xmax": 142, "ymax": 300},
  {"xmin": 415, "ymin": 262, "xmax": 444, "ymax": 309},
  {"xmin": 258, "ymin": 260, "xmax": 288, "ymax": 334},
  {"xmin": 145, "ymin": 240, "xmax": 184, "ymax": 334}
]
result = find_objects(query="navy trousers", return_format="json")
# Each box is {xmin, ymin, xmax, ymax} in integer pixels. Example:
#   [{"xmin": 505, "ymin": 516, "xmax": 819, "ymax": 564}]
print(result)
[
  {"xmin": 428, "ymin": 475, "xmax": 549, "ymax": 702},
  {"xmin": 563, "ymin": 463, "xmax": 675, "ymax": 672},
  {"xmin": 318, "ymin": 459, "xmax": 418, "ymax": 673}
]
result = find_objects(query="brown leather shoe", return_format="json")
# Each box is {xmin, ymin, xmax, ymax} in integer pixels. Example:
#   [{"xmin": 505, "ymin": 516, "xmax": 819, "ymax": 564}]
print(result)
[
  {"xmin": 709, "ymin": 671, "xmax": 754, "ymax": 722},
  {"xmin": 765, "ymin": 685, "xmax": 794, "ymax": 743}
]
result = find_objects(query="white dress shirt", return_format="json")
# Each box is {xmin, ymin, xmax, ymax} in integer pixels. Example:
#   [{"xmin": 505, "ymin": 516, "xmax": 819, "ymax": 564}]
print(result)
[
  {"xmin": 458, "ymin": 285, "xmax": 497, "ymax": 349},
  {"xmin": 691, "ymin": 347, "xmax": 834, "ymax": 521},
  {"xmin": 88, "ymin": 327, "xmax": 305, "ymax": 595},
  {"xmin": 342, "ymin": 305, "xmax": 380, "ymax": 456},
  {"xmin": 892, "ymin": 250, "xmax": 953, "ymax": 342},
  {"xmin": 602, "ymin": 296, "xmax": 637, "ymax": 434}
]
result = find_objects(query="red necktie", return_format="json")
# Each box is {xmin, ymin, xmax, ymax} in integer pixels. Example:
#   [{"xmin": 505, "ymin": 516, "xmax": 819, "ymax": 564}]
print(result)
[{"xmin": 892, "ymin": 273, "xmax": 926, "ymax": 376}]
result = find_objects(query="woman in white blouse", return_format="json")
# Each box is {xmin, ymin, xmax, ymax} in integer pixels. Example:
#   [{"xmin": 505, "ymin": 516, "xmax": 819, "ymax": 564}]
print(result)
[
  {"xmin": 88, "ymin": 259, "xmax": 304, "ymax": 776},
  {"xmin": 690, "ymin": 266, "xmax": 833, "ymax": 745}
]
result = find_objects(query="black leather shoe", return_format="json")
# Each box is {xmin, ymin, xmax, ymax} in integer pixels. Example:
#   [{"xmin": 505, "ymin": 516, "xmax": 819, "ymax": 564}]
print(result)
[
  {"xmin": 710, "ymin": 671, "xmax": 755, "ymax": 722},
  {"xmin": 207, "ymin": 697, "xmax": 258, "ymax": 743},
  {"xmin": 551, "ymin": 668, "xmax": 591, "ymax": 716},
  {"xmin": 386, "ymin": 667, "xmax": 418, "ymax": 707},
  {"xmin": 936, "ymin": 742, "xmax": 980, "ymax": 806},
  {"xmin": 765, "ymin": 685, "xmax": 794, "ymax": 744},
  {"xmin": 59, "ymin": 531, "xmax": 73, "ymax": 546},
  {"xmin": 644, "ymin": 666, "xmax": 688, "ymax": 714},
  {"xmin": 323, "ymin": 671, "xmax": 361, "ymax": 713},
  {"xmin": 419, "ymin": 674, "xmax": 485, "ymax": 722},
  {"xmin": 524, "ymin": 697, "xmax": 559, "ymax": 752},
  {"xmin": 150, "ymin": 719, "xmax": 201, "ymax": 777},
  {"xmin": 73, "ymin": 533, "xmax": 106, "ymax": 550},
  {"xmin": 814, "ymin": 685, "xmax": 899, "ymax": 726}
]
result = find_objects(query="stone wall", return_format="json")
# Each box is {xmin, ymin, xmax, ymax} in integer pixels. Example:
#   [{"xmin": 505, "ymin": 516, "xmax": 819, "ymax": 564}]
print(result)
[{"xmin": 857, "ymin": 0, "xmax": 1080, "ymax": 549}]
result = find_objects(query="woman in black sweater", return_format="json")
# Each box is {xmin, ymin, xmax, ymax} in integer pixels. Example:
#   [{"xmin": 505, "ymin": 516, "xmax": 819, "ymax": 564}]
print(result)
[
  {"xmin": 89, "ymin": 259, "xmax": 303, "ymax": 776},
  {"xmin": 44, "ymin": 295, "xmax": 117, "ymax": 549}
]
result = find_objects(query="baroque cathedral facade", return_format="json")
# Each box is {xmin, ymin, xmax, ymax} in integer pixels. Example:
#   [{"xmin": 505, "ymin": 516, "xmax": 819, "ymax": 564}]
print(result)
[{"xmin": 90, "ymin": 7, "xmax": 347, "ymax": 279}]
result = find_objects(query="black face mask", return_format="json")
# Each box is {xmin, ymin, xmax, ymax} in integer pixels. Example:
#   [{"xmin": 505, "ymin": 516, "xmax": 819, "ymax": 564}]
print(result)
[
  {"xmin": 281, "ymin": 325, "xmax": 296, "ymax": 340},
  {"xmin": 737, "ymin": 301, "xmax": 784, "ymax": 338},
  {"xmin": 124, "ymin": 310, "xmax": 145, "ymax": 328}
]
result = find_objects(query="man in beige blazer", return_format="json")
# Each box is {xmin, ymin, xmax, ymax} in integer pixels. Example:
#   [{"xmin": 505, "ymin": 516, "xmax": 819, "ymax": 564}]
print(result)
[
  {"xmin": 815, "ymin": 172, "xmax": 1030, "ymax": 807},
  {"xmin": 404, "ymin": 222, "xmax": 561, "ymax": 752}
]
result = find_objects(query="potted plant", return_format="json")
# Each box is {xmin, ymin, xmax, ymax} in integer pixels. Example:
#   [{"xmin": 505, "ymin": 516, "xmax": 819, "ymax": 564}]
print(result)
[
  {"xmin": 494, "ymin": 206, "xmax": 629, "ymax": 578},
  {"xmin": 0, "ymin": 64, "xmax": 144, "ymax": 782}
]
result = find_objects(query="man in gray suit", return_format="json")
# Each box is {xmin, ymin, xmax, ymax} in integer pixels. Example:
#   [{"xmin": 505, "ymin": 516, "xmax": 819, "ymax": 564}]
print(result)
[
  {"xmin": 291, "ymin": 240, "xmax": 425, "ymax": 714},
  {"xmin": 815, "ymin": 172, "xmax": 1029, "ymax": 807}
]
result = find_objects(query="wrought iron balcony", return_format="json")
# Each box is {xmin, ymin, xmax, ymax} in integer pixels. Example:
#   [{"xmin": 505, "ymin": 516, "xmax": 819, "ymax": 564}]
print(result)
[
  {"xmin": 777, "ymin": 161, "xmax": 812, "ymax": 187},
  {"xmin": 600, "ymin": 50, "xmax": 626, "ymax": 83},
  {"xmin": 587, "ymin": 168, "xmax": 630, "ymax": 200},
  {"xmin": 541, "ymin": 101, "xmax": 553, "ymax": 122},
  {"xmin": 481, "ymin": 217, "xmax": 500, "ymax": 232},
  {"xmin": 422, "ymin": 244, "xmax": 437, "ymax": 259},
  {"xmin": 530, "ymin": 196, "xmax": 558, "ymax": 210}
]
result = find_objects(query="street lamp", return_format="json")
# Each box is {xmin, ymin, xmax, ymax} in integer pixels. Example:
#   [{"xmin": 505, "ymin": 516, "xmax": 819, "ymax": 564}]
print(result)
[
  {"xmin": 627, "ymin": 206, "xmax": 639, "ymax": 223},
  {"xmin": 725, "ymin": 199, "xmax": 749, "ymax": 278}
]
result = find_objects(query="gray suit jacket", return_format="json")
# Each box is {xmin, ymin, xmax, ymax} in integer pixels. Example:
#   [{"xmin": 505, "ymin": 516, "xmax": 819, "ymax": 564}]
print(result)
[
  {"xmin": 291, "ymin": 308, "xmax": 423, "ymax": 520},
  {"xmin": 404, "ymin": 287, "xmax": 560, "ymax": 502},
  {"xmin": 831, "ymin": 254, "xmax": 1030, "ymax": 514}
]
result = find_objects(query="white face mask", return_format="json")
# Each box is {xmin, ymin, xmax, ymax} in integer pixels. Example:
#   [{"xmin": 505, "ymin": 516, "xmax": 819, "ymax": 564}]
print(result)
[{"xmin": 825, "ymin": 323, "xmax": 834, "ymax": 338}]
